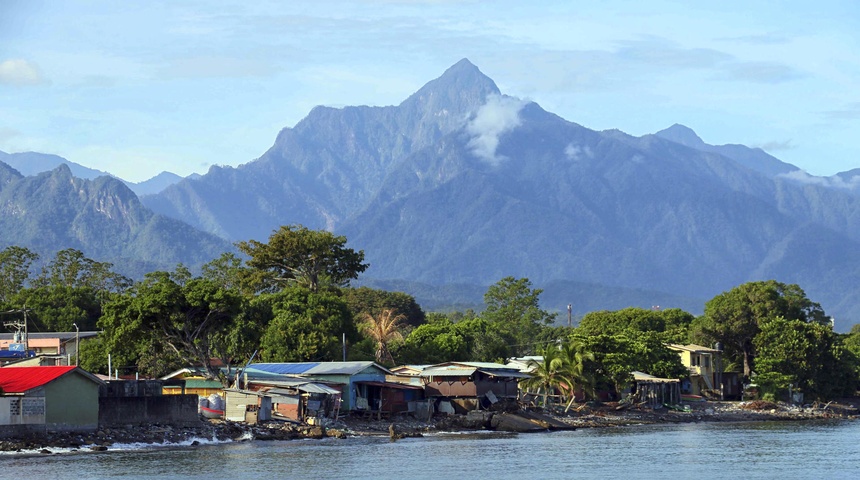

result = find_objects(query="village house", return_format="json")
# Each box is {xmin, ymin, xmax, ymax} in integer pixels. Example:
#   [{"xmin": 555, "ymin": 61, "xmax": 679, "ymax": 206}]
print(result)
[
  {"xmin": 160, "ymin": 367, "xmax": 227, "ymax": 398},
  {"xmin": 245, "ymin": 361, "xmax": 422, "ymax": 416},
  {"xmin": 419, "ymin": 361, "xmax": 530, "ymax": 413},
  {"xmin": 0, "ymin": 331, "xmax": 99, "ymax": 360},
  {"xmin": 0, "ymin": 365, "xmax": 103, "ymax": 435},
  {"xmin": 225, "ymin": 375, "xmax": 342, "ymax": 424},
  {"xmin": 669, "ymin": 344, "xmax": 741, "ymax": 399}
]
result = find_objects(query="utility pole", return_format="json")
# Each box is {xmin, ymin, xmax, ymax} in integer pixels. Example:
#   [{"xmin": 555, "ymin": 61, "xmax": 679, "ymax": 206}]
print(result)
[
  {"xmin": 567, "ymin": 304, "xmax": 572, "ymax": 327},
  {"xmin": 2, "ymin": 307, "xmax": 31, "ymax": 352},
  {"xmin": 73, "ymin": 323, "xmax": 80, "ymax": 366}
]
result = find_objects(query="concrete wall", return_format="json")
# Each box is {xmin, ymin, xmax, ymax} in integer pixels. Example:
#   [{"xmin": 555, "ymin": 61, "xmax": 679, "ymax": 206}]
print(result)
[
  {"xmin": 99, "ymin": 395, "xmax": 200, "ymax": 427},
  {"xmin": 0, "ymin": 397, "xmax": 45, "ymax": 426},
  {"xmin": 101, "ymin": 380, "xmax": 164, "ymax": 397}
]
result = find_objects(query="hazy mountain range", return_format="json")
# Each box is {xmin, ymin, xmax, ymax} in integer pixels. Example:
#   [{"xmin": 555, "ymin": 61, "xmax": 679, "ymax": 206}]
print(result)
[
  {"xmin": 3, "ymin": 59, "xmax": 860, "ymax": 329},
  {"xmin": 0, "ymin": 150, "xmax": 193, "ymax": 196}
]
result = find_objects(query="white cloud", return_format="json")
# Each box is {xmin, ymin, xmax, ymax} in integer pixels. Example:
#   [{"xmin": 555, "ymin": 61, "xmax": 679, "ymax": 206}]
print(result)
[
  {"xmin": 466, "ymin": 94, "xmax": 526, "ymax": 166},
  {"xmin": 756, "ymin": 139, "xmax": 795, "ymax": 152},
  {"xmin": 0, "ymin": 59, "xmax": 48, "ymax": 86},
  {"xmin": 779, "ymin": 170, "xmax": 860, "ymax": 189},
  {"xmin": 564, "ymin": 142, "xmax": 594, "ymax": 161}
]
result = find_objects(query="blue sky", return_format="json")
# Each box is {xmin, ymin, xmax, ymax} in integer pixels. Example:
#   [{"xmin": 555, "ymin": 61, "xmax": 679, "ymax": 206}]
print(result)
[{"xmin": 1, "ymin": 0, "xmax": 858, "ymax": 182}]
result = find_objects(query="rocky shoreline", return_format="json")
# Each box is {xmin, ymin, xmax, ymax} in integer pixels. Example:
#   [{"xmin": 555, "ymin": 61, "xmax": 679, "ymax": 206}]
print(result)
[{"xmin": 3, "ymin": 399, "xmax": 857, "ymax": 455}]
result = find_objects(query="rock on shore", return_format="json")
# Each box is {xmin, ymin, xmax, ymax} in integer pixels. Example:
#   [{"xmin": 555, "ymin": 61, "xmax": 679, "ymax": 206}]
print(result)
[{"xmin": 3, "ymin": 399, "xmax": 856, "ymax": 454}]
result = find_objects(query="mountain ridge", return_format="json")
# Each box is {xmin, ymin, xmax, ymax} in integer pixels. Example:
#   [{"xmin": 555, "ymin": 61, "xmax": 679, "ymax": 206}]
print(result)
[{"xmin": 5, "ymin": 59, "xmax": 860, "ymax": 329}]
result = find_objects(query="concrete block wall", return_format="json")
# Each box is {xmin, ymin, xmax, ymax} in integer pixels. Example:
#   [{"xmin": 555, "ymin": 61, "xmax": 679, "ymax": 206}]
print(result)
[{"xmin": 99, "ymin": 394, "xmax": 200, "ymax": 427}]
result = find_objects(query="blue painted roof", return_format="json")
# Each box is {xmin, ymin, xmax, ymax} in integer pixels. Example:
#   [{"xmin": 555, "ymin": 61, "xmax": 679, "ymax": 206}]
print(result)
[{"xmin": 248, "ymin": 363, "xmax": 319, "ymax": 375}]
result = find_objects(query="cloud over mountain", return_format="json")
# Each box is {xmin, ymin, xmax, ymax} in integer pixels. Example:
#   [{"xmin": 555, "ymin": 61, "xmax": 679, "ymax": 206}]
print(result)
[{"xmin": 466, "ymin": 94, "xmax": 527, "ymax": 166}]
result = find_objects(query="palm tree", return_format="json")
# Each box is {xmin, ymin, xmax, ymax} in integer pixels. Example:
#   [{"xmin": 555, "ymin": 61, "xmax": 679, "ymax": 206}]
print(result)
[
  {"xmin": 560, "ymin": 340, "xmax": 595, "ymax": 411},
  {"xmin": 359, "ymin": 308, "xmax": 406, "ymax": 366},
  {"xmin": 521, "ymin": 345, "xmax": 573, "ymax": 409}
]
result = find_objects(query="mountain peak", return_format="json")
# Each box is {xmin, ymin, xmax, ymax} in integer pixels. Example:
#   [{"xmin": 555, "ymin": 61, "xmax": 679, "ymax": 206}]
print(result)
[
  {"xmin": 443, "ymin": 58, "xmax": 482, "ymax": 76},
  {"xmin": 401, "ymin": 58, "xmax": 500, "ymax": 112},
  {"xmin": 655, "ymin": 124, "xmax": 706, "ymax": 148}
]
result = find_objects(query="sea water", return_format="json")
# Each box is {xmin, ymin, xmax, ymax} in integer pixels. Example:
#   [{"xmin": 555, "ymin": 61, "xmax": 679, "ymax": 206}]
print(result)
[{"xmin": 2, "ymin": 421, "xmax": 859, "ymax": 479}]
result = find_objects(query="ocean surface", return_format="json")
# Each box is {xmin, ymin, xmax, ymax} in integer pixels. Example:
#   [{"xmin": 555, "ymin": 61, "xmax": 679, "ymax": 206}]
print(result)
[{"xmin": 2, "ymin": 420, "xmax": 859, "ymax": 479}]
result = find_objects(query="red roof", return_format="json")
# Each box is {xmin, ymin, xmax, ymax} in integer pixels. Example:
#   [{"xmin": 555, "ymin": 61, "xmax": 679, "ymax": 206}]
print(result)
[{"xmin": 0, "ymin": 366, "xmax": 78, "ymax": 393}]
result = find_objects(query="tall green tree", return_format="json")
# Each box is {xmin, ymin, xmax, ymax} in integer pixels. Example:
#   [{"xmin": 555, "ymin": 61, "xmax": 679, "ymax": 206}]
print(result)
[
  {"xmin": 0, "ymin": 246, "xmax": 38, "ymax": 303},
  {"xmin": 201, "ymin": 252, "xmax": 256, "ymax": 295},
  {"xmin": 7, "ymin": 249, "xmax": 131, "ymax": 332},
  {"xmin": 34, "ymin": 248, "xmax": 131, "ymax": 295},
  {"xmin": 481, "ymin": 277, "xmax": 556, "ymax": 357},
  {"xmin": 237, "ymin": 225, "xmax": 368, "ymax": 293},
  {"xmin": 577, "ymin": 307, "xmax": 693, "ymax": 343},
  {"xmin": 342, "ymin": 287, "xmax": 426, "ymax": 327},
  {"xmin": 521, "ymin": 345, "xmax": 571, "ymax": 408},
  {"xmin": 12, "ymin": 286, "xmax": 101, "ymax": 331},
  {"xmin": 99, "ymin": 269, "xmax": 244, "ymax": 383},
  {"xmin": 694, "ymin": 280, "xmax": 826, "ymax": 379},
  {"xmin": 560, "ymin": 339, "xmax": 596, "ymax": 405},
  {"xmin": 258, "ymin": 286, "xmax": 357, "ymax": 362},
  {"xmin": 754, "ymin": 316, "xmax": 856, "ymax": 400},
  {"xmin": 398, "ymin": 319, "xmax": 469, "ymax": 364},
  {"xmin": 570, "ymin": 332, "xmax": 686, "ymax": 396}
]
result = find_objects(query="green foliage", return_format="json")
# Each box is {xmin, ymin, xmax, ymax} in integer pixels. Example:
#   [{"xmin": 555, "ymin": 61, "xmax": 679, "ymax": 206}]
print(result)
[
  {"xmin": 0, "ymin": 246, "xmax": 38, "ymax": 303},
  {"xmin": 570, "ymin": 332, "xmax": 687, "ymax": 394},
  {"xmin": 99, "ymin": 268, "xmax": 244, "ymax": 384},
  {"xmin": 342, "ymin": 286, "xmax": 426, "ymax": 327},
  {"xmin": 12, "ymin": 286, "xmax": 101, "ymax": 331},
  {"xmin": 480, "ymin": 277, "xmax": 556, "ymax": 357},
  {"xmin": 201, "ymin": 252, "xmax": 259, "ymax": 297},
  {"xmin": 399, "ymin": 319, "xmax": 469, "ymax": 364},
  {"xmin": 397, "ymin": 315, "xmax": 509, "ymax": 364},
  {"xmin": 754, "ymin": 316, "xmax": 855, "ymax": 400},
  {"xmin": 237, "ymin": 225, "xmax": 368, "ymax": 293},
  {"xmin": 577, "ymin": 307, "xmax": 693, "ymax": 343},
  {"xmin": 1, "ymin": 249, "xmax": 131, "ymax": 332},
  {"xmin": 695, "ymin": 280, "xmax": 826, "ymax": 379},
  {"xmin": 258, "ymin": 286, "xmax": 357, "ymax": 362},
  {"xmin": 520, "ymin": 344, "xmax": 572, "ymax": 408},
  {"xmin": 34, "ymin": 248, "xmax": 132, "ymax": 296},
  {"xmin": 77, "ymin": 335, "xmax": 107, "ymax": 374}
]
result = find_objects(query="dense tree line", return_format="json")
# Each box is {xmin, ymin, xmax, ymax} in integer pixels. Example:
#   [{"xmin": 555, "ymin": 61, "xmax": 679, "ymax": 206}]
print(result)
[{"xmin": 1, "ymin": 226, "xmax": 859, "ymax": 402}]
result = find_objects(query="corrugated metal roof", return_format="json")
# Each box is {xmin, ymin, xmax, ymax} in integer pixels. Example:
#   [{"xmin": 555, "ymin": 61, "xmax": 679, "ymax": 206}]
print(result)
[
  {"xmin": 305, "ymin": 361, "xmax": 391, "ymax": 376},
  {"xmin": 421, "ymin": 367, "xmax": 477, "ymax": 377},
  {"xmin": 248, "ymin": 363, "xmax": 319, "ymax": 375},
  {"xmin": 452, "ymin": 361, "xmax": 513, "ymax": 369},
  {"xmin": 264, "ymin": 382, "xmax": 341, "ymax": 395},
  {"xmin": 669, "ymin": 344, "xmax": 721, "ymax": 353},
  {"xmin": 247, "ymin": 361, "xmax": 392, "ymax": 377},
  {"xmin": 296, "ymin": 383, "xmax": 341, "ymax": 395},
  {"xmin": 479, "ymin": 370, "xmax": 532, "ymax": 379},
  {"xmin": 0, "ymin": 366, "xmax": 98, "ymax": 393},
  {"xmin": 164, "ymin": 379, "xmax": 223, "ymax": 389},
  {"xmin": 356, "ymin": 380, "xmax": 424, "ymax": 390},
  {"xmin": 251, "ymin": 377, "xmax": 343, "ymax": 388},
  {"xmin": 632, "ymin": 371, "xmax": 679, "ymax": 383}
]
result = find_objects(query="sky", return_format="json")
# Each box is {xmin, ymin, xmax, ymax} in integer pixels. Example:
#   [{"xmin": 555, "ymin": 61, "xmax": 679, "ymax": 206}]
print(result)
[{"xmin": 1, "ymin": 1, "xmax": 859, "ymax": 182}]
